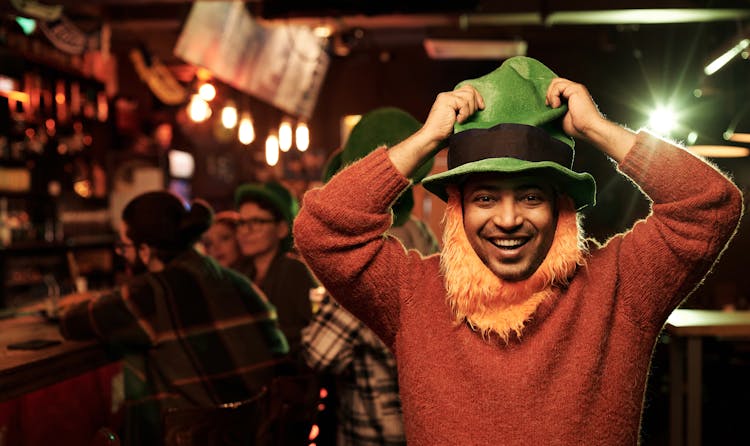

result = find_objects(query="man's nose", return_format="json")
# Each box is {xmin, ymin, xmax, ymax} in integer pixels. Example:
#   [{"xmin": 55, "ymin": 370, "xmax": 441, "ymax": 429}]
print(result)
[{"xmin": 492, "ymin": 201, "xmax": 523, "ymax": 231}]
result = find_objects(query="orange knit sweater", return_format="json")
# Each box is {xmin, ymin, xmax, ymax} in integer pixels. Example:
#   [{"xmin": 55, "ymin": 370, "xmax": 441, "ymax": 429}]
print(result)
[{"xmin": 294, "ymin": 131, "xmax": 742, "ymax": 445}]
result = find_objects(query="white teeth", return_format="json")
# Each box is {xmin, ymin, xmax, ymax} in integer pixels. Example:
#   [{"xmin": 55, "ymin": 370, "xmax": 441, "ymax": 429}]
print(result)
[{"xmin": 492, "ymin": 239, "xmax": 525, "ymax": 248}]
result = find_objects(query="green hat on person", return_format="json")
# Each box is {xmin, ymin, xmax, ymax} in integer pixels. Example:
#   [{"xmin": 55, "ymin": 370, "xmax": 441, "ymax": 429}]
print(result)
[
  {"xmin": 330, "ymin": 107, "xmax": 432, "ymax": 226},
  {"xmin": 234, "ymin": 181, "xmax": 299, "ymax": 251},
  {"xmin": 340, "ymin": 107, "xmax": 434, "ymax": 183},
  {"xmin": 421, "ymin": 56, "xmax": 596, "ymax": 210}
]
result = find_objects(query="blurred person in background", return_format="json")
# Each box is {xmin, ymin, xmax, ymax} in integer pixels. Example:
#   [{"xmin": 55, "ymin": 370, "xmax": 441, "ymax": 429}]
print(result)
[
  {"xmin": 199, "ymin": 209, "xmax": 255, "ymax": 276},
  {"xmin": 234, "ymin": 181, "xmax": 315, "ymax": 359},
  {"xmin": 59, "ymin": 191, "xmax": 289, "ymax": 445},
  {"xmin": 302, "ymin": 108, "xmax": 439, "ymax": 446},
  {"xmin": 200, "ymin": 210, "xmax": 243, "ymax": 269}
]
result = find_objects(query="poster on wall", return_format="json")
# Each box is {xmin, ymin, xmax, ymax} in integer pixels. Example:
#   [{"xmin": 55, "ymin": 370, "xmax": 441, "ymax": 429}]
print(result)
[{"xmin": 173, "ymin": 1, "xmax": 329, "ymax": 119}]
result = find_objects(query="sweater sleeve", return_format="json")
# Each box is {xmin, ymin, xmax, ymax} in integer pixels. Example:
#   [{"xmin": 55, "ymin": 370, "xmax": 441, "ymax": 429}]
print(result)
[
  {"xmin": 59, "ymin": 279, "xmax": 155, "ymax": 347},
  {"xmin": 294, "ymin": 148, "xmax": 423, "ymax": 348},
  {"xmin": 604, "ymin": 130, "xmax": 743, "ymax": 327}
]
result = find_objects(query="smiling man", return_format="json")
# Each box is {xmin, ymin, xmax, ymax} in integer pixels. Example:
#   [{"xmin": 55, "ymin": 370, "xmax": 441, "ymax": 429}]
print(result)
[{"xmin": 293, "ymin": 57, "xmax": 743, "ymax": 444}]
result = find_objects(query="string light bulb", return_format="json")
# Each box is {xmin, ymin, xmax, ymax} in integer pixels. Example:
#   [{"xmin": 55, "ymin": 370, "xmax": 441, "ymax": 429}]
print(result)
[
  {"xmin": 278, "ymin": 119, "xmax": 293, "ymax": 152},
  {"xmin": 296, "ymin": 122, "xmax": 309, "ymax": 151},
  {"xmin": 187, "ymin": 94, "xmax": 211, "ymax": 122},
  {"xmin": 198, "ymin": 82, "xmax": 216, "ymax": 101},
  {"xmin": 221, "ymin": 101, "xmax": 238, "ymax": 129},
  {"xmin": 266, "ymin": 133, "xmax": 280, "ymax": 166},
  {"xmin": 238, "ymin": 112, "xmax": 255, "ymax": 145}
]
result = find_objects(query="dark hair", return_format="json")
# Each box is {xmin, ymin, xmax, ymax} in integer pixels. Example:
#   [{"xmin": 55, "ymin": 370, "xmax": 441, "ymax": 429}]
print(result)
[
  {"xmin": 122, "ymin": 191, "xmax": 213, "ymax": 262},
  {"xmin": 212, "ymin": 210, "xmax": 241, "ymax": 229}
]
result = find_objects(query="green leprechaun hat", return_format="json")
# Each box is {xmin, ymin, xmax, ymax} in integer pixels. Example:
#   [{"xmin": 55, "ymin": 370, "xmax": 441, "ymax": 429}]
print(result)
[
  {"xmin": 421, "ymin": 56, "xmax": 596, "ymax": 210},
  {"xmin": 331, "ymin": 107, "xmax": 433, "ymax": 226}
]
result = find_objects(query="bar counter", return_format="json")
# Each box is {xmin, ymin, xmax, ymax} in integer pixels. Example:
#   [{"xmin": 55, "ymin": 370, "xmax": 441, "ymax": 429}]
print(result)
[{"xmin": 0, "ymin": 292, "xmax": 118, "ymax": 402}]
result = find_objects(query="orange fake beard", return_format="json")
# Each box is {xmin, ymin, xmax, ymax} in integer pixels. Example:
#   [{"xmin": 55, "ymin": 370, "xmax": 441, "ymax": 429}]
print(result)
[{"xmin": 440, "ymin": 186, "xmax": 587, "ymax": 343}]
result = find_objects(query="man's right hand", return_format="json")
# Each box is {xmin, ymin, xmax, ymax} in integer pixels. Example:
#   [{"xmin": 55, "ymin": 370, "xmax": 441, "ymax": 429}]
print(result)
[
  {"xmin": 389, "ymin": 85, "xmax": 484, "ymax": 177},
  {"xmin": 419, "ymin": 85, "xmax": 485, "ymax": 144}
]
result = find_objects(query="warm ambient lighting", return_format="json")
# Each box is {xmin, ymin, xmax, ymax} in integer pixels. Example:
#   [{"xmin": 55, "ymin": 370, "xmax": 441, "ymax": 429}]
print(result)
[
  {"xmin": 704, "ymin": 38, "xmax": 750, "ymax": 76},
  {"xmin": 238, "ymin": 112, "xmax": 255, "ymax": 145},
  {"xmin": 168, "ymin": 150, "xmax": 196, "ymax": 178},
  {"xmin": 279, "ymin": 120, "xmax": 293, "ymax": 152},
  {"xmin": 266, "ymin": 134, "xmax": 280, "ymax": 166},
  {"xmin": 423, "ymin": 39, "xmax": 527, "ymax": 60},
  {"xmin": 727, "ymin": 132, "xmax": 750, "ymax": 144},
  {"xmin": 187, "ymin": 94, "xmax": 211, "ymax": 122},
  {"xmin": 198, "ymin": 82, "xmax": 217, "ymax": 101},
  {"xmin": 687, "ymin": 145, "xmax": 750, "ymax": 158},
  {"xmin": 221, "ymin": 101, "xmax": 238, "ymax": 129},
  {"xmin": 296, "ymin": 122, "xmax": 310, "ymax": 151}
]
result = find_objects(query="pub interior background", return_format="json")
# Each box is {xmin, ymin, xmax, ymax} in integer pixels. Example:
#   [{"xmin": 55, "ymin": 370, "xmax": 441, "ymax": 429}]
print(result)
[{"xmin": 1, "ymin": 0, "xmax": 750, "ymax": 444}]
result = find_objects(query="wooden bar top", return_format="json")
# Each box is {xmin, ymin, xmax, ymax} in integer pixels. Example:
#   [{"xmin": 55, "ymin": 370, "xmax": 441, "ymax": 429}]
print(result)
[{"xmin": 0, "ymin": 292, "xmax": 117, "ymax": 402}]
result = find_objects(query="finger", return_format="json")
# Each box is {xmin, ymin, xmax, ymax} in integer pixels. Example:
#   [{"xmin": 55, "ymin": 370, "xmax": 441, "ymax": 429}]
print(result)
[
  {"xmin": 474, "ymin": 88, "xmax": 485, "ymax": 110},
  {"xmin": 546, "ymin": 78, "xmax": 570, "ymax": 108},
  {"xmin": 455, "ymin": 100, "xmax": 475, "ymax": 123}
]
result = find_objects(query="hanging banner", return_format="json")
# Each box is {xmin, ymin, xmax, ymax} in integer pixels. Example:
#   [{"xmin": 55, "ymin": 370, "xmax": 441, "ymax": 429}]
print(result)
[
  {"xmin": 10, "ymin": 0, "xmax": 63, "ymax": 22},
  {"xmin": 129, "ymin": 48, "xmax": 189, "ymax": 105},
  {"xmin": 40, "ymin": 15, "xmax": 100, "ymax": 55},
  {"xmin": 174, "ymin": 1, "xmax": 329, "ymax": 119}
]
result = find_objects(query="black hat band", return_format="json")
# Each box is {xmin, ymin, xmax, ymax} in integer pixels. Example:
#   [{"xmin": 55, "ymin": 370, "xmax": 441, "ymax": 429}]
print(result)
[{"xmin": 448, "ymin": 123, "xmax": 573, "ymax": 170}]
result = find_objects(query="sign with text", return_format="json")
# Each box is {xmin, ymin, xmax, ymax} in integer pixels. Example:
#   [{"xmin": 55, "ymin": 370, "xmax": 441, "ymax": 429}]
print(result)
[{"xmin": 174, "ymin": 1, "xmax": 329, "ymax": 119}]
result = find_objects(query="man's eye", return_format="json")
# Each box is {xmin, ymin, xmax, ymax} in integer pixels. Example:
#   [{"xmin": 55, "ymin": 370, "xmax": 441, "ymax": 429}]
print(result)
[
  {"xmin": 521, "ymin": 193, "xmax": 543, "ymax": 203},
  {"xmin": 474, "ymin": 195, "xmax": 493, "ymax": 203}
]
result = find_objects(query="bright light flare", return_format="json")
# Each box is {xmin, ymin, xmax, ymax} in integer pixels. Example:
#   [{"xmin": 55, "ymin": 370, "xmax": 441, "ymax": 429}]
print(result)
[{"xmin": 647, "ymin": 106, "xmax": 677, "ymax": 136}]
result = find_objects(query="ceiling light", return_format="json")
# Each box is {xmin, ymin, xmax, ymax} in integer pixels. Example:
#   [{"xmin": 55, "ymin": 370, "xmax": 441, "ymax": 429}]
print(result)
[
  {"xmin": 546, "ymin": 9, "xmax": 750, "ymax": 25},
  {"xmin": 198, "ymin": 82, "xmax": 216, "ymax": 101},
  {"xmin": 687, "ymin": 145, "xmax": 750, "ymax": 158},
  {"xmin": 296, "ymin": 122, "xmax": 310, "ymax": 152},
  {"xmin": 238, "ymin": 112, "xmax": 255, "ymax": 145},
  {"xmin": 704, "ymin": 38, "xmax": 750, "ymax": 76},
  {"xmin": 279, "ymin": 120, "xmax": 293, "ymax": 152},
  {"xmin": 727, "ymin": 132, "xmax": 750, "ymax": 144},
  {"xmin": 266, "ymin": 134, "xmax": 279, "ymax": 166},
  {"xmin": 221, "ymin": 101, "xmax": 238, "ymax": 129},
  {"xmin": 424, "ymin": 39, "xmax": 527, "ymax": 60}
]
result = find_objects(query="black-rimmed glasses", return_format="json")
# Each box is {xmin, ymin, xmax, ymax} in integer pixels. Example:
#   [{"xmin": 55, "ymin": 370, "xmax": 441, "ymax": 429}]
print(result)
[{"xmin": 237, "ymin": 217, "xmax": 277, "ymax": 230}]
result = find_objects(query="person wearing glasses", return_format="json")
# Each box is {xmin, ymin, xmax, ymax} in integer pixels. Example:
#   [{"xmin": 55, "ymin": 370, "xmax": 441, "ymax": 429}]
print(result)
[
  {"xmin": 234, "ymin": 181, "xmax": 315, "ymax": 357},
  {"xmin": 59, "ymin": 191, "xmax": 289, "ymax": 445}
]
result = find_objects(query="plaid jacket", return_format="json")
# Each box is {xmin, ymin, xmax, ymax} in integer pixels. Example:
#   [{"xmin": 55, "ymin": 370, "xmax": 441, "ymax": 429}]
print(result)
[
  {"xmin": 60, "ymin": 249, "xmax": 289, "ymax": 444},
  {"xmin": 302, "ymin": 295, "xmax": 406, "ymax": 446}
]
